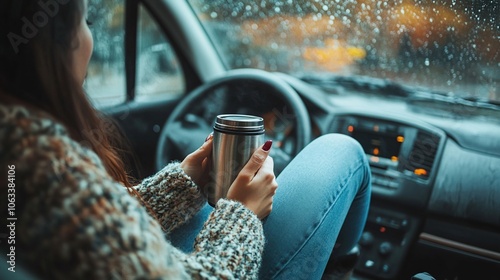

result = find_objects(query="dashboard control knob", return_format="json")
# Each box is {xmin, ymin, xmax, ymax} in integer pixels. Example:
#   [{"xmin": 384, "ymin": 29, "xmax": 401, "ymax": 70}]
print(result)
[
  {"xmin": 378, "ymin": 242, "xmax": 393, "ymax": 256},
  {"xmin": 359, "ymin": 232, "xmax": 374, "ymax": 247}
]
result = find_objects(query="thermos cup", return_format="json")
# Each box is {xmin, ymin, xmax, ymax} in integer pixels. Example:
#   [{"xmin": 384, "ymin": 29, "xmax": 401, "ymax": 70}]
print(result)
[{"xmin": 205, "ymin": 114, "xmax": 265, "ymax": 206}]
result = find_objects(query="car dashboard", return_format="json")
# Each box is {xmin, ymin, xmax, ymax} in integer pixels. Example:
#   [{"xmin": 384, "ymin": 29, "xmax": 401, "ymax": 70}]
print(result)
[{"xmin": 282, "ymin": 74, "xmax": 500, "ymax": 279}]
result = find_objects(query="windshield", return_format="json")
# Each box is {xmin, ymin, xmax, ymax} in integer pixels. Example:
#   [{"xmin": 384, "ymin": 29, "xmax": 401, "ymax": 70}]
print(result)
[{"xmin": 187, "ymin": 0, "xmax": 499, "ymax": 103}]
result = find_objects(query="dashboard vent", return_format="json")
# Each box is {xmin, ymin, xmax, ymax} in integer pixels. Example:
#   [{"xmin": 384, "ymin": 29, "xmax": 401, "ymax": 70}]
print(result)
[{"xmin": 405, "ymin": 132, "xmax": 440, "ymax": 179}]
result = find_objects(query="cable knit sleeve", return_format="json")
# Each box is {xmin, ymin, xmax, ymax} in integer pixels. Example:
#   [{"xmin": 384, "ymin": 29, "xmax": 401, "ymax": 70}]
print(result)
[
  {"xmin": 134, "ymin": 162, "xmax": 206, "ymax": 234},
  {"xmin": 0, "ymin": 105, "xmax": 265, "ymax": 279}
]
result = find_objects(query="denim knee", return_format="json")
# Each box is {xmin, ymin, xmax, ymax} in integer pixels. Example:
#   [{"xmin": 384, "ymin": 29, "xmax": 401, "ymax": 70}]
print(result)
[{"xmin": 310, "ymin": 133, "xmax": 366, "ymax": 161}]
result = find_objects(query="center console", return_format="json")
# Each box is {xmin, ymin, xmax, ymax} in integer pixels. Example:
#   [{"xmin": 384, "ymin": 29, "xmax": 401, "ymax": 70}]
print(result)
[{"xmin": 329, "ymin": 114, "xmax": 446, "ymax": 279}]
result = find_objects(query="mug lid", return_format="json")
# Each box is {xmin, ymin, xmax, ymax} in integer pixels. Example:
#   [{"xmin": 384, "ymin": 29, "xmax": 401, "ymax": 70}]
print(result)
[{"xmin": 214, "ymin": 114, "xmax": 264, "ymax": 132}]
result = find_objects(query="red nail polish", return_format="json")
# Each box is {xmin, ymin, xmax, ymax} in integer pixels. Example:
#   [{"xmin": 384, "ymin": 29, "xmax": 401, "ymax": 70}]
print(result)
[
  {"xmin": 262, "ymin": 140, "xmax": 273, "ymax": 151},
  {"xmin": 205, "ymin": 132, "xmax": 214, "ymax": 142}
]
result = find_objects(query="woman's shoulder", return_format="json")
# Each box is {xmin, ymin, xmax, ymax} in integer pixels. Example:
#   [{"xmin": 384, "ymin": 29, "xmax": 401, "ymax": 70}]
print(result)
[
  {"xmin": 0, "ymin": 103, "xmax": 69, "ymax": 140},
  {"xmin": 0, "ymin": 103, "xmax": 101, "ymax": 166}
]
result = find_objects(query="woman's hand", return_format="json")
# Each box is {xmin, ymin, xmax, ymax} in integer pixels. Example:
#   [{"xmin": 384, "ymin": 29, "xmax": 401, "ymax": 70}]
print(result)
[
  {"xmin": 227, "ymin": 140, "xmax": 278, "ymax": 220},
  {"xmin": 180, "ymin": 133, "xmax": 213, "ymax": 187}
]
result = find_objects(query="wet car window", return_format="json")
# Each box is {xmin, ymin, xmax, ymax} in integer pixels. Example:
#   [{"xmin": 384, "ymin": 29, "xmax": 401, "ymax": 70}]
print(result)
[
  {"xmin": 85, "ymin": 0, "xmax": 126, "ymax": 107},
  {"xmin": 188, "ymin": 0, "xmax": 499, "ymax": 103},
  {"xmin": 85, "ymin": 1, "xmax": 185, "ymax": 108},
  {"xmin": 136, "ymin": 4, "xmax": 185, "ymax": 102}
]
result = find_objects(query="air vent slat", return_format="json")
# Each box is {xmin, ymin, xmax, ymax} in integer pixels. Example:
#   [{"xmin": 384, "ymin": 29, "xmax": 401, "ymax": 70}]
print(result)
[{"xmin": 405, "ymin": 132, "xmax": 440, "ymax": 179}]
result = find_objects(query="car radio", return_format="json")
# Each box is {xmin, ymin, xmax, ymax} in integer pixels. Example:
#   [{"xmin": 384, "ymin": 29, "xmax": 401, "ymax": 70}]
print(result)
[{"xmin": 331, "ymin": 115, "xmax": 442, "ymax": 190}]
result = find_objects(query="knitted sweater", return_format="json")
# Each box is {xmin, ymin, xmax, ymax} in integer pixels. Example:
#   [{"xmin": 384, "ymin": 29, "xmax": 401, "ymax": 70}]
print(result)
[{"xmin": 0, "ymin": 104, "xmax": 265, "ymax": 279}]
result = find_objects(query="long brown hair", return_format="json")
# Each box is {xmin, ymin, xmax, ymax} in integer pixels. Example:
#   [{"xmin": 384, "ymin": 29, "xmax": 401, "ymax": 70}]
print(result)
[{"xmin": 0, "ymin": 1, "xmax": 134, "ymax": 189}]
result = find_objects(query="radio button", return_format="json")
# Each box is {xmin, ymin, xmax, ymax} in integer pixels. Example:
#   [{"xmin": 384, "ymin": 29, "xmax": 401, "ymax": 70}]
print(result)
[{"xmin": 378, "ymin": 242, "xmax": 393, "ymax": 256}]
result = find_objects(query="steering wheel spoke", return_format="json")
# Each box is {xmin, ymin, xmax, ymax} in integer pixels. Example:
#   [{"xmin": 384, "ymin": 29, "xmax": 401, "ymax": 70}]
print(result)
[{"xmin": 167, "ymin": 124, "xmax": 203, "ymax": 153}]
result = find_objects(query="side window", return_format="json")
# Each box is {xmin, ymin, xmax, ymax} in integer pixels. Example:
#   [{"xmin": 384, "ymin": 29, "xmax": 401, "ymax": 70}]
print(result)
[
  {"xmin": 136, "ymin": 5, "xmax": 185, "ymax": 102},
  {"xmin": 85, "ymin": 1, "xmax": 184, "ymax": 108},
  {"xmin": 85, "ymin": 0, "xmax": 126, "ymax": 108}
]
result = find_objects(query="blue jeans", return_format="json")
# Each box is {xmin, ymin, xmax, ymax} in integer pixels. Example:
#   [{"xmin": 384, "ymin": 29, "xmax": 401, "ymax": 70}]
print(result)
[{"xmin": 170, "ymin": 134, "xmax": 372, "ymax": 279}]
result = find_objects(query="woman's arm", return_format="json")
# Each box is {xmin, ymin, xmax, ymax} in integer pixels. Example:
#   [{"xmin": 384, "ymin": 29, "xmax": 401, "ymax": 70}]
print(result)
[
  {"xmin": 135, "ymin": 134, "xmax": 214, "ymax": 234},
  {"xmin": 134, "ymin": 162, "xmax": 207, "ymax": 234}
]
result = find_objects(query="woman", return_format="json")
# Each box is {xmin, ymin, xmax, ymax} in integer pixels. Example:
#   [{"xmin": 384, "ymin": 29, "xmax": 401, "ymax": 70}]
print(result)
[{"xmin": 0, "ymin": 0, "xmax": 371, "ymax": 279}]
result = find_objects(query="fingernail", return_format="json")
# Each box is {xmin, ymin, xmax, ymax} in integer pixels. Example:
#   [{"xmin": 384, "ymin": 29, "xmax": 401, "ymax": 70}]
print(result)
[
  {"xmin": 205, "ymin": 132, "xmax": 214, "ymax": 142},
  {"xmin": 262, "ymin": 140, "xmax": 273, "ymax": 151}
]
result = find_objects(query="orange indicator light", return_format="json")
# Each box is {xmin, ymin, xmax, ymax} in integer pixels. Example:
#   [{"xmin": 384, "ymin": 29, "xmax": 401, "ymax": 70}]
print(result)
[
  {"xmin": 347, "ymin": 125, "xmax": 354, "ymax": 133},
  {"xmin": 397, "ymin": 136, "xmax": 404, "ymax": 143},
  {"xmin": 391, "ymin": 156, "xmax": 398, "ymax": 162},
  {"xmin": 373, "ymin": 148, "xmax": 380, "ymax": 155},
  {"xmin": 414, "ymin": 169, "xmax": 428, "ymax": 176}
]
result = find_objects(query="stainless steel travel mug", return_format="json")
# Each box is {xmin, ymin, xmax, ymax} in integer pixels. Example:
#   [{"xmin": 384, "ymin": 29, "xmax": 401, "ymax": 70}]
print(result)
[{"xmin": 205, "ymin": 114, "xmax": 265, "ymax": 206}]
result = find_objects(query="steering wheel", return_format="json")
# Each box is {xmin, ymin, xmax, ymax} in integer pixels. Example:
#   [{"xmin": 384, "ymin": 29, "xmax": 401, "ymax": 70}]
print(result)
[{"xmin": 156, "ymin": 68, "xmax": 311, "ymax": 174}]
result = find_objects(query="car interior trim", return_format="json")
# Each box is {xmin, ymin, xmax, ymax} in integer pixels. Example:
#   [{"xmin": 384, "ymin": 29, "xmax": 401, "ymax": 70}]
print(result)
[
  {"xmin": 125, "ymin": 0, "xmax": 139, "ymax": 101},
  {"xmin": 420, "ymin": 232, "xmax": 500, "ymax": 261}
]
